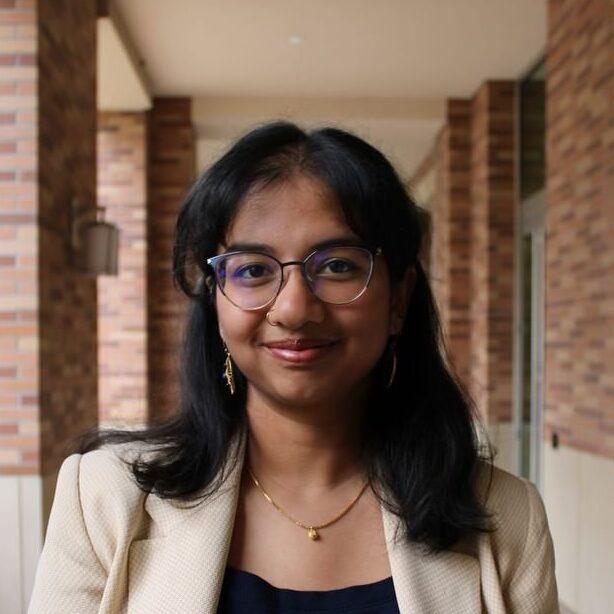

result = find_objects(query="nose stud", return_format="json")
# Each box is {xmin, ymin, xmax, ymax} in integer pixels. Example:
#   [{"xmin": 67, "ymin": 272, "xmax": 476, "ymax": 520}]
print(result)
[{"xmin": 265, "ymin": 310, "xmax": 279, "ymax": 327}]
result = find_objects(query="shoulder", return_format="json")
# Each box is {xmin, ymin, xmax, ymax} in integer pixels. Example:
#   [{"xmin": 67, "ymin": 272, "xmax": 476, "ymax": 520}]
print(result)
[
  {"xmin": 30, "ymin": 445, "xmax": 156, "ymax": 611},
  {"xmin": 57, "ymin": 443, "xmax": 145, "ymax": 502},
  {"xmin": 476, "ymin": 463, "xmax": 546, "ymax": 544},
  {"xmin": 477, "ymin": 463, "xmax": 541, "ymax": 514},
  {"xmin": 54, "ymin": 445, "xmax": 150, "ymax": 567},
  {"xmin": 472, "ymin": 463, "xmax": 558, "ymax": 611}
]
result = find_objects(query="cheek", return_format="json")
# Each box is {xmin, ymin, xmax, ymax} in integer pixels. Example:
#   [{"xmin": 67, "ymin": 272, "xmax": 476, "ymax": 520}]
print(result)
[
  {"xmin": 215, "ymin": 291, "xmax": 230, "ymax": 342},
  {"xmin": 343, "ymin": 288, "xmax": 393, "ymax": 356},
  {"xmin": 215, "ymin": 291, "xmax": 260, "ymax": 345},
  {"xmin": 360, "ymin": 273, "xmax": 393, "ymax": 334},
  {"xmin": 356, "ymin": 306, "xmax": 391, "ymax": 354}
]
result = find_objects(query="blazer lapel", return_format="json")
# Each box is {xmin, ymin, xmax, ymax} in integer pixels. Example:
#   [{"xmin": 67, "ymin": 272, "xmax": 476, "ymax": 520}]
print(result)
[
  {"xmin": 382, "ymin": 507, "xmax": 482, "ymax": 614},
  {"xmin": 126, "ymin": 443, "xmax": 246, "ymax": 614}
]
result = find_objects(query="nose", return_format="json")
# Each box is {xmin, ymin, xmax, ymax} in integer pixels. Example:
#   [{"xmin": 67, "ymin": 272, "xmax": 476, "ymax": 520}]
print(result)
[{"xmin": 268, "ymin": 265, "xmax": 325, "ymax": 328}]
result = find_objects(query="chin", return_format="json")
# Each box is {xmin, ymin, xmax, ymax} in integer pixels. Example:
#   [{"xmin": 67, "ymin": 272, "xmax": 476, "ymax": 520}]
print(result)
[
  {"xmin": 272, "ymin": 385, "xmax": 336, "ymax": 409},
  {"xmin": 254, "ymin": 373, "xmax": 372, "ymax": 412}
]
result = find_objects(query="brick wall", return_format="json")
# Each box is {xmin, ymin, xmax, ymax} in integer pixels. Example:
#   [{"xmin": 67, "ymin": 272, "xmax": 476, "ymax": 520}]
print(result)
[
  {"xmin": 414, "ymin": 101, "xmax": 473, "ymax": 387},
  {"xmin": 0, "ymin": 0, "xmax": 37, "ymax": 473},
  {"xmin": 412, "ymin": 89, "xmax": 515, "ymax": 425},
  {"xmin": 545, "ymin": 0, "xmax": 614, "ymax": 458},
  {"xmin": 37, "ymin": 0, "xmax": 98, "ymax": 473},
  {"xmin": 469, "ymin": 82, "xmax": 516, "ymax": 425},
  {"xmin": 147, "ymin": 98, "xmax": 194, "ymax": 420},
  {"xmin": 0, "ymin": 0, "xmax": 97, "ymax": 476},
  {"xmin": 443, "ymin": 101, "xmax": 472, "ymax": 387},
  {"xmin": 97, "ymin": 112, "xmax": 148, "ymax": 426},
  {"xmin": 96, "ymin": 103, "xmax": 195, "ymax": 427}
]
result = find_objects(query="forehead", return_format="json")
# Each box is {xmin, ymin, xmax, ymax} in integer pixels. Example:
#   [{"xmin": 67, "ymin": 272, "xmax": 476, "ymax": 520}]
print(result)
[{"xmin": 224, "ymin": 175, "xmax": 358, "ymax": 249}]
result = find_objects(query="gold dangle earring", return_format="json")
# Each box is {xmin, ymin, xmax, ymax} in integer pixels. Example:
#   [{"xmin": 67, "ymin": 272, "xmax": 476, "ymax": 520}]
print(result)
[{"xmin": 223, "ymin": 344, "xmax": 236, "ymax": 395}]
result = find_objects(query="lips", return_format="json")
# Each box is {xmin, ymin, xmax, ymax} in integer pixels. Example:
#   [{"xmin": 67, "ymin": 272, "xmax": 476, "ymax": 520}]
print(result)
[
  {"xmin": 262, "ymin": 338, "xmax": 339, "ymax": 364},
  {"xmin": 264, "ymin": 338, "xmax": 335, "ymax": 350}
]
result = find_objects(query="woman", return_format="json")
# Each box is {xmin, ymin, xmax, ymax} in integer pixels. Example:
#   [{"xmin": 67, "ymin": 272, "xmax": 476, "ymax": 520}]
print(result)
[{"xmin": 29, "ymin": 122, "xmax": 558, "ymax": 613}]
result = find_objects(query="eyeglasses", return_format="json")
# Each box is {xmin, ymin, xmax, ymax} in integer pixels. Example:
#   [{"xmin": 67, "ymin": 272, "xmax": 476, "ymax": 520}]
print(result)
[{"xmin": 206, "ymin": 245, "xmax": 382, "ymax": 310}]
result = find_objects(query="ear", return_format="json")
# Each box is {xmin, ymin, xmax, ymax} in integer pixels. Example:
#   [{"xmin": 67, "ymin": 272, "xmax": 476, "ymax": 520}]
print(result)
[{"xmin": 389, "ymin": 266, "xmax": 416, "ymax": 335}]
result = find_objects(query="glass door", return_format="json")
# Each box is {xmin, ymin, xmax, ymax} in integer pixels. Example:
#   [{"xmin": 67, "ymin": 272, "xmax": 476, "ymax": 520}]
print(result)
[
  {"xmin": 517, "ymin": 193, "xmax": 545, "ymax": 486},
  {"xmin": 514, "ymin": 59, "xmax": 546, "ymax": 488}
]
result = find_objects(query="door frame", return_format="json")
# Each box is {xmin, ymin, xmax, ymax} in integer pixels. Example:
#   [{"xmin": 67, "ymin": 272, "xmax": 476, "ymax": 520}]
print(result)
[{"xmin": 512, "ymin": 188, "xmax": 545, "ymax": 488}]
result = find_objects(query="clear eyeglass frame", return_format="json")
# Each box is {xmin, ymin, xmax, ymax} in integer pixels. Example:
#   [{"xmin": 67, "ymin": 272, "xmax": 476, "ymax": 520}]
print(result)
[{"xmin": 206, "ymin": 245, "xmax": 382, "ymax": 311}]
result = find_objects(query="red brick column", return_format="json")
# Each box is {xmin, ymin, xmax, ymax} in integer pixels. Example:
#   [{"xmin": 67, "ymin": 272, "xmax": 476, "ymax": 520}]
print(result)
[
  {"xmin": 38, "ymin": 0, "xmax": 98, "ymax": 473},
  {"xmin": 416, "ymin": 101, "xmax": 473, "ymax": 386},
  {"xmin": 433, "ymin": 100, "xmax": 473, "ymax": 387},
  {"xmin": 446, "ymin": 101, "xmax": 473, "ymax": 388},
  {"xmin": 0, "ymin": 0, "xmax": 98, "ymax": 476},
  {"xmin": 1, "ymin": 0, "xmax": 97, "ymax": 608},
  {"xmin": 545, "ymin": 0, "xmax": 614, "ymax": 458},
  {"xmin": 97, "ymin": 112, "xmax": 148, "ymax": 426},
  {"xmin": 413, "ymin": 84, "xmax": 516, "ymax": 464},
  {"xmin": 469, "ymin": 82, "xmax": 516, "ymax": 427},
  {"xmin": 147, "ymin": 98, "xmax": 194, "ymax": 420},
  {"xmin": 0, "ymin": 0, "xmax": 38, "ymax": 473}
]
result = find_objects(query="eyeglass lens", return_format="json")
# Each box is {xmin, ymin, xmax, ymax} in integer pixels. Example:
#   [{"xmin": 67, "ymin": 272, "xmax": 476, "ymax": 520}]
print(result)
[{"xmin": 214, "ymin": 246, "xmax": 374, "ymax": 309}]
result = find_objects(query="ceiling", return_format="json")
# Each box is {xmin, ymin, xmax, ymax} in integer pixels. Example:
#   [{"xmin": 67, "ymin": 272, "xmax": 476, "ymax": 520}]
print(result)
[{"xmin": 106, "ymin": 0, "xmax": 547, "ymax": 179}]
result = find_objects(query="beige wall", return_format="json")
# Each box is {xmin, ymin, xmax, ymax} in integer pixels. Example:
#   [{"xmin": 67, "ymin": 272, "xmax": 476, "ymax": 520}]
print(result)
[
  {"xmin": 0, "ymin": 472, "xmax": 56, "ymax": 613},
  {"xmin": 543, "ymin": 445, "xmax": 614, "ymax": 613},
  {"xmin": 492, "ymin": 428, "xmax": 614, "ymax": 613}
]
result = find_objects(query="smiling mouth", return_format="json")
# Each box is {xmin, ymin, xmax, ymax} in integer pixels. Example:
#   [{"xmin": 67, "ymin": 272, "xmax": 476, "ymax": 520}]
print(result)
[
  {"xmin": 264, "ymin": 338, "xmax": 337, "ymax": 350},
  {"xmin": 262, "ymin": 338, "xmax": 339, "ymax": 364}
]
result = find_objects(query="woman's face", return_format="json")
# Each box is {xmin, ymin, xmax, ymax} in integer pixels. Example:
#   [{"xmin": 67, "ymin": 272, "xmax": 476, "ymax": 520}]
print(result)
[{"xmin": 215, "ymin": 174, "xmax": 407, "ymax": 413}]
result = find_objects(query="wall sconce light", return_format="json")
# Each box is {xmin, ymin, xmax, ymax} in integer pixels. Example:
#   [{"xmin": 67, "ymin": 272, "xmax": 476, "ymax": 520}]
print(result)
[{"xmin": 71, "ymin": 199, "xmax": 120, "ymax": 275}]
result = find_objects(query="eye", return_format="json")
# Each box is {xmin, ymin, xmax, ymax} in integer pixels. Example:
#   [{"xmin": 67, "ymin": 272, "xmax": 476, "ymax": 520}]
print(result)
[
  {"xmin": 226, "ymin": 255, "xmax": 278, "ymax": 287},
  {"xmin": 317, "ymin": 258, "xmax": 359, "ymax": 276},
  {"xmin": 234, "ymin": 263, "xmax": 272, "ymax": 279}
]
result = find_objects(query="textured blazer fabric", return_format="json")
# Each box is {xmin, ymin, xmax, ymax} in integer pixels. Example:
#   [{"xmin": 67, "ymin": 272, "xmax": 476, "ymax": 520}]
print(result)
[{"xmin": 28, "ymin": 442, "xmax": 559, "ymax": 613}]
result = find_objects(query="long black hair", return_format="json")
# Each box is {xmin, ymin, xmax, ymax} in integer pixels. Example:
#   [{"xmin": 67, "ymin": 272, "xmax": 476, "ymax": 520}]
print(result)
[{"xmin": 82, "ymin": 121, "xmax": 492, "ymax": 551}]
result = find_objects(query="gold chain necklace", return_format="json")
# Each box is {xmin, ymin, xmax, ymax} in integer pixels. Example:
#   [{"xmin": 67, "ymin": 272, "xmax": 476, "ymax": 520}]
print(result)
[{"xmin": 246, "ymin": 466, "xmax": 369, "ymax": 541}]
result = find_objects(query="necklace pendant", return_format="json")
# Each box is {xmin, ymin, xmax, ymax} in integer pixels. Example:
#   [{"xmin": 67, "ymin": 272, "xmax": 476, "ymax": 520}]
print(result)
[{"xmin": 307, "ymin": 527, "xmax": 319, "ymax": 541}]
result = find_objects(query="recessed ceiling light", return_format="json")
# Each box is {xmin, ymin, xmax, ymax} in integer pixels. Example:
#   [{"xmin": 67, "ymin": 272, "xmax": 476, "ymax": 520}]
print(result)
[{"xmin": 288, "ymin": 35, "xmax": 302, "ymax": 45}]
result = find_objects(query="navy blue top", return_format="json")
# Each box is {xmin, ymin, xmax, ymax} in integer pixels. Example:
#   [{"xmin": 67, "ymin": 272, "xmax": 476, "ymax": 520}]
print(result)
[{"xmin": 217, "ymin": 567, "xmax": 400, "ymax": 613}]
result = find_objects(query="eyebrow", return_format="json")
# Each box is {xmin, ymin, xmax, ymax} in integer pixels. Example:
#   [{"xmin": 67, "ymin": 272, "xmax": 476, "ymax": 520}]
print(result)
[{"xmin": 223, "ymin": 236, "xmax": 366, "ymax": 255}]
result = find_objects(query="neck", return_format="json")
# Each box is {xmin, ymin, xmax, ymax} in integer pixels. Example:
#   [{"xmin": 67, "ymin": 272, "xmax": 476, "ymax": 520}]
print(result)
[{"xmin": 245, "ymin": 390, "xmax": 367, "ymax": 490}]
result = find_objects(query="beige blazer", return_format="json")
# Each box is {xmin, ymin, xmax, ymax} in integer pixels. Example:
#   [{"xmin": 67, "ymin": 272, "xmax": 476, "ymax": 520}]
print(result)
[{"xmin": 29, "ymin": 442, "xmax": 558, "ymax": 613}]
